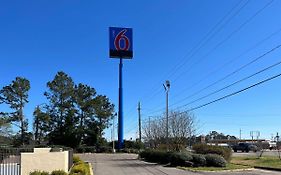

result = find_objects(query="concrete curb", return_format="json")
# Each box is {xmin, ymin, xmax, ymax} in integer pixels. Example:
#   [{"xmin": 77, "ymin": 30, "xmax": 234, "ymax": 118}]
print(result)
[
  {"xmin": 232, "ymin": 163, "xmax": 281, "ymax": 172},
  {"xmin": 88, "ymin": 162, "xmax": 94, "ymax": 175},
  {"xmin": 254, "ymin": 166, "xmax": 281, "ymax": 172},
  {"xmin": 178, "ymin": 167, "xmax": 255, "ymax": 173}
]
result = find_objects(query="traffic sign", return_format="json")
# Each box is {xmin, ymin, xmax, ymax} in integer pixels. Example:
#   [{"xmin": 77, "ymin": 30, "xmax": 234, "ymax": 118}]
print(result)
[{"xmin": 109, "ymin": 27, "xmax": 133, "ymax": 58}]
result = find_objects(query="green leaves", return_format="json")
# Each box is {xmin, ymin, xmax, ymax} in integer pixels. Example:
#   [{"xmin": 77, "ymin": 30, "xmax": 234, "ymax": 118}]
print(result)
[
  {"xmin": 0, "ymin": 72, "xmax": 115, "ymax": 148},
  {"xmin": 43, "ymin": 71, "xmax": 115, "ymax": 148},
  {"xmin": 1, "ymin": 77, "xmax": 30, "ymax": 109},
  {"xmin": 0, "ymin": 77, "xmax": 30, "ymax": 144}
]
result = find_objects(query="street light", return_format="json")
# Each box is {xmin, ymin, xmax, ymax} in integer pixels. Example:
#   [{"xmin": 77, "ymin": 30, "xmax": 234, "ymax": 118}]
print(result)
[{"xmin": 163, "ymin": 80, "xmax": 170, "ymax": 150}]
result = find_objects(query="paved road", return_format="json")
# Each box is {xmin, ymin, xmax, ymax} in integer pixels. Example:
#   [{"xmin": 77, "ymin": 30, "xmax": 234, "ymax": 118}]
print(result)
[
  {"xmin": 78, "ymin": 153, "xmax": 281, "ymax": 175},
  {"xmin": 233, "ymin": 150, "xmax": 281, "ymax": 157}
]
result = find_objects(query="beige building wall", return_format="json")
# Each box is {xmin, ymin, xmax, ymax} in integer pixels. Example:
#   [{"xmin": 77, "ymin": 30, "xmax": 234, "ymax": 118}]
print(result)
[{"xmin": 21, "ymin": 148, "xmax": 69, "ymax": 175}]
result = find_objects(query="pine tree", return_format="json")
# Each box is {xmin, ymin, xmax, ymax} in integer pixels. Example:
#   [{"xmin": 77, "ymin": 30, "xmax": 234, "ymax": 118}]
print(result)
[{"xmin": 0, "ymin": 77, "xmax": 30, "ymax": 145}]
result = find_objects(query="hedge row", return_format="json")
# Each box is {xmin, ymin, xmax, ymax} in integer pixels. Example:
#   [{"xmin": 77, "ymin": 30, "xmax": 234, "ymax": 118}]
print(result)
[
  {"xmin": 30, "ymin": 170, "xmax": 67, "ymax": 175},
  {"xmin": 139, "ymin": 150, "xmax": 226, "ymax": 167},
  {"xmin": 29, "ymin": 156, "xmax": 90, "ymax": 175},
  {"xmin": 192, "ymin": 144, "xmax": 232, "ymax": 162},
  {"xmin": 75, "ymin": 146, "xmax": 113, "ymax": 153},
  {"xmin": 70, "ymin": 156, "xmax": 90, "ymax": 175}
]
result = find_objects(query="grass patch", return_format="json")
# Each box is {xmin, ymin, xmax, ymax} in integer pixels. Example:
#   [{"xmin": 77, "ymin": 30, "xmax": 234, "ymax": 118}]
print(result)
[
  {"xmin": 231, "ymin": 156, "xmax": 281, "ymax": 170},
  {"xmin": 180, "ymin": 163, "xmax": 250, "ymax": 172}
]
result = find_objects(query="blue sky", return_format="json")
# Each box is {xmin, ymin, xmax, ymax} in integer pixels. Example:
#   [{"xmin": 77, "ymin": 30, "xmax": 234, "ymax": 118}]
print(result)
[{"xmin": 1, "ymin": 0, "xmax": 281, "ymax": 141}]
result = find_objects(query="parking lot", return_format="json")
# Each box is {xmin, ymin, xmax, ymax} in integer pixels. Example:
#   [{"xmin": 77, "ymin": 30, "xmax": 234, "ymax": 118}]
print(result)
[
  {"xmin": 232, "ymin": 150, "xmax": 281, "ymax": 157},
  {"xmin": 79, "ymin": 153, "xmax": 281, "ymax": 175}
]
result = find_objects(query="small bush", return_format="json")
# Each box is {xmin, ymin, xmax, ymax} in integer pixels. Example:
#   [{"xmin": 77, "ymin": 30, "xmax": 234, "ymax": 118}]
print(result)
[
  {"xmin": 205, "ymin": 154, "xmax": 226, "ymax": 167},
  {"xmin": 122, "ymin": 148, "xmax": 140, "ymax": 154},
  {"xmin": 192, "ymin": 154, "xmax": 206, "ymax": 167},
  {"xmin": 169, "ymin": 152, "xmax": 193, "ymax": 166},
  {"xmin": 30, "ymin": 171, "xmax": 49, "ymax": 175},
  {"xmin": 50, "ymin": 170, "xmax": 68, "ymax": 175},
  {"xmin": 70, "ymin": 164, "xmax": 87, "ymax": 175},
  {"xmin": 50, "ymin": 148, "xmax": 63, "ymax": 152},
  {"xmin": 192, "ymin": 144, "xmax": 232, "ymax": 162},
  {"xmin": 96, "ymin": 146, "xmax": 112, "ymax": 153},
  {"xmin": 73, "ymin": 156, "xmax": 83, "ymax": 165},
  {"xmin": 76, "ymin": 147, "xmax": 85, "ymax": 153},
  {"xmin": 70, "ymin": 156, "xmax": 90, "ymax": 175},
  {"xmin": 139, "ymin": 150, "xmax": 172, "ymax": 164}
]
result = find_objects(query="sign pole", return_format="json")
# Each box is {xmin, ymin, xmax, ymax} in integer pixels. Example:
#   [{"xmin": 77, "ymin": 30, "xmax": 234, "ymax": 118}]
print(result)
[
  {"xmin": 109, "ymin": 27, "xmax": 133, "ymax": 150},
  {"xmin": 118, "ymin": 57, "xmax": 124, "ymax": 149}
]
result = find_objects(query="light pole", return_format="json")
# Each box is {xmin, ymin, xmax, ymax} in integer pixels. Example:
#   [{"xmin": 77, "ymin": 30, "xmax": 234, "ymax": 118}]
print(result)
[{"xmin": 163, "ymin": 80, "xmax": 170, "ymax": 150}]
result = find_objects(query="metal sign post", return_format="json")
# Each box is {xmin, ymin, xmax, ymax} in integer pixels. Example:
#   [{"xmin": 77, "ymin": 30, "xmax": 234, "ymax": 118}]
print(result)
[{"xmin": 109, "ymin": 27, "xmax": 133, "ymax": 150}]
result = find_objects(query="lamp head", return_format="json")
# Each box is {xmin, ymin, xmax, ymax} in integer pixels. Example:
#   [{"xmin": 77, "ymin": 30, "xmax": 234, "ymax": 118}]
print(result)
[{"xmin": 165, "ymin": 80, "xmax": 170, "ymax": 89}]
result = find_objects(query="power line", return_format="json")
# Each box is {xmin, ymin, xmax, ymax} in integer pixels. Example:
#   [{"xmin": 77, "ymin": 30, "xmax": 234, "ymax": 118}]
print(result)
[
  {"xmin": 137, "ymin": 0, "xmax": 248, "ymax": 105},
  {"xmin": 143, "ymin": 0, "xmax": 274, "ymax": 114},
  {"xmin": 145, "ymin": 71, "xmax": 281, "ymax": 121},
  {"xmin": 171, "ymin": 44, "xmax": 281, "ymax": 106},
  {"xmin": 177, "ymin": 58, "xmax": 281, "ymax": 109},
  {"xmin": 147, "ymin": 43, "xmax": 281, "ymax": 115},
  {"xmin": 162, "ymin": 0, "xmax": 248, "ymax": 81},
  {"xmin": 172, "ymin": 0, "xmax": 274, "ymax": 83},
  {"xmin": 186, "ymin": 71, "xmax": 281, "ymax": 112},
  {"xmin": 171, "ymin": 27, "xmax": 281, "ymax": 100}
]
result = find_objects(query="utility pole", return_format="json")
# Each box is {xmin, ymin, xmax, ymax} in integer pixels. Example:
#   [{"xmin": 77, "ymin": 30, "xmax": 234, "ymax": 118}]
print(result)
[
  {"xmin": 112, "ymin": 116, "xmax": 115, "ymax": 153},
  {"xmin": 256, "ymin": 131, "xmax": 260, "ymax": 141},
  {"xmin": 148, "ymin": 116, "xmax": 151, "ymax": 148},
  {"xmin": 239, "ymin": 129, "xmax": 242, "ymax": 140},
  {"xmin": 163, "ymin": 80, "xmax": 170, "ymax": 150},
  {"xmin": 250, "ymin": 131, "xmax": 254, "ymax": 143},
  {"xmin": 138, "ymin": 102, "xmax": 141, "ymax": 143}
]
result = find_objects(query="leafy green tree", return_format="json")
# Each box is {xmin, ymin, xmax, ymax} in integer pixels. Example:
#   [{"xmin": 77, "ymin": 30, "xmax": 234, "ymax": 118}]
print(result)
[
  {"xmin": 33, "ymin": 106, "xmax": 50, "ymax": 144},
  {"xmin": 0, "ymin": 77, "xmax": 30, "ymax": 145},
  {"xmin": 0, "ymin": 117, "xmax": 12, "ymax": 137},
  {"xmin": 12, "ymin": 132, "xmax": 33, "ymax": 146},
  {"xmin": 43, "ymin": 71, "xmax": 116, "ymax": 148},
  {"xmin": 206, "ymin": 131, "xmax": 237, "ymax": 141},
  {"xmin": 92, "ymin": 95, "xmax": 115, "ymax": 145},
  {"xmin": 44, "ymin": 71, "xmax": 78, "ymax": 147},
  {"xmin": 74, "ymin": 83, "xmax": 96, "ymax": 144}
]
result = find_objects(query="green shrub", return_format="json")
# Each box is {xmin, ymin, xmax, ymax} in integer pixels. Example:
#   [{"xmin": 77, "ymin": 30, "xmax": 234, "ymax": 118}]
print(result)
[
  {"xmin": 73, "ymin": 156, "xmax": 83, "ymax": 165},
  {"xmin": 84, "ymin": 146, "xmax": 96, "ymax": 153},
  {"xmin": 40, "ymin": 172, "xmax": 49, "ymax": 175},
  {"xmin": 50, "ymin": 148, "xmax": 63, "ymax": 152},
  {"xmin": 70, "ymin": 156, "xmax": 90, "ymax": 175},
  {"xmin": 122, "ymin": 148, "xmax": 140, "ymax": 154},
  {"xmin": 76, "ymin": 147, "xmax": 85, "ymax": 153},
  {"xmin": 75, "ymin": 146, "xmax": 96, "ymax": 153},
  {"xmin": 50, "ymin": 170, "xmax": 68, "ymax": 175},
  {"xmin": 139, "ymin": 150, "xmax": 171, "ymax": 164},
  {"xmin": 205, "ymin": 154, "xmax": 226, "ymax": 167},
  {"xmin": 169, "ymin": 152, "xmax": 193, "ymax": 166},
  {"xmin": 192, "ymin": 144, "xmax": 232, "ymax": 162},
  {"xmin": 192, "ymin": 154, "xmax": 206, "ymax": 167},
  {"xmin": 96, "ymin": 146, "xmax": 112, "ymax": 153},
  {"xmin": 70, "ymin": 164, "xmax": 87, "ymax": 175},
  {"xmin": 29, "ymin": 171, "xmax": 50, "ymax": 175}
]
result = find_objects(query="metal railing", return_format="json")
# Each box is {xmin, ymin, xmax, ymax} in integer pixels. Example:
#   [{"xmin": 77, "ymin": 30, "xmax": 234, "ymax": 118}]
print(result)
[{"xmin": 0, "ymin": 148, "xmax": 22, "ymax": 175}]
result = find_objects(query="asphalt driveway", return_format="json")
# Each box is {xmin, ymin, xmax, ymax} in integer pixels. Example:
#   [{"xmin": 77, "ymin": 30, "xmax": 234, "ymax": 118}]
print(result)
[{"xmin": 78, "ymin": 153, "xmax": 281, "ymax": 175}]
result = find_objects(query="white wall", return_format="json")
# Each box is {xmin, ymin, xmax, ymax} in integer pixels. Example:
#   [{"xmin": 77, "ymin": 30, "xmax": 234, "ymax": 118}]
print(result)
[{"xmin": 21, "ymin": 148, "xmax": 69, "ymax": 175}]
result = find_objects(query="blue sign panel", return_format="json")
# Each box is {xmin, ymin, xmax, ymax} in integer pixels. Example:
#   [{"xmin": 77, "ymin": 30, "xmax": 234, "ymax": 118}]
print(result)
[{"xmin": 109, "ymin": 27, "xmax": 133, "ymax": 58}]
